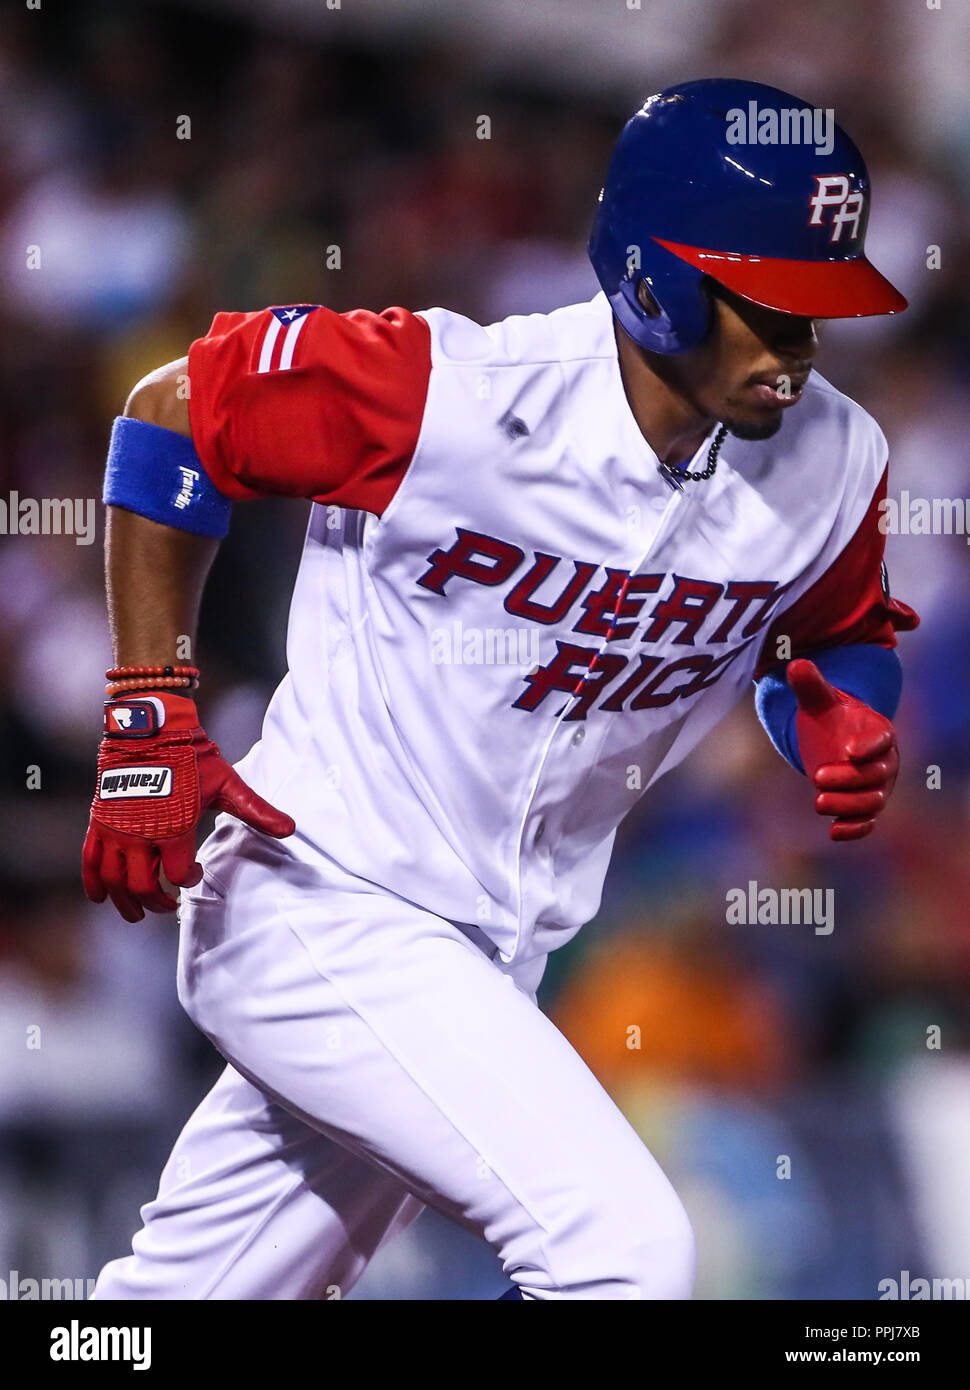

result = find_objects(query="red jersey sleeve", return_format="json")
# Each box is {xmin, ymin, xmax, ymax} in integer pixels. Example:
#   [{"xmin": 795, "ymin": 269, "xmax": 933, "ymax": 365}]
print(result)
[
  {"xmin": 755, "ymin": 466, "xmax": 919, "ymax": 679},
  {"xmin": 186, "ymin": 304, "xmax": 431, "ymax": 515}
]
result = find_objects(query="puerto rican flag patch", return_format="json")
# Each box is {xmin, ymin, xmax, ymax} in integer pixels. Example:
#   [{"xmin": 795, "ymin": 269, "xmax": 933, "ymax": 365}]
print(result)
[{"xmin": 255, "ymin": 305, "xmax": 320, "ymax": 374}]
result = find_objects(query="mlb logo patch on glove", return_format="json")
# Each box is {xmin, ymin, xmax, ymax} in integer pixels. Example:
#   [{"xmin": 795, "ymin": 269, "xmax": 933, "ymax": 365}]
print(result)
[{"xmin": 104, "ymin": 697, "xmax": 165, "ymax": 737}]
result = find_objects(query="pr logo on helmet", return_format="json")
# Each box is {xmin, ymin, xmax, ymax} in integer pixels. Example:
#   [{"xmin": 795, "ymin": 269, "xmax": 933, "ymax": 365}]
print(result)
[{"xmin": 808, "ymin": 176, "xmax": 864, "ymax": 243}]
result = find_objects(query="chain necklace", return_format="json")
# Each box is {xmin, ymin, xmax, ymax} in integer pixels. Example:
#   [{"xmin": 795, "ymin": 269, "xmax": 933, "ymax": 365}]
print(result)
[{"xmin": 658, "ymin": 424, "xmax": 727, "ymax": 491}]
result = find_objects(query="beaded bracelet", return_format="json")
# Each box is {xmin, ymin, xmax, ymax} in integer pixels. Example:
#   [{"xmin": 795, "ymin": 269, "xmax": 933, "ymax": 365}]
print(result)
[
  {"xmin": 106, "ymin": 665, "xmax": 200, "ymax": 680},
  {"xmin": 106, "ymin": 676, "xmax": 199, "ymax": 698},
  {"xmin": 105, "ymin": 664, "xmax": 200, "ymax": 699}
]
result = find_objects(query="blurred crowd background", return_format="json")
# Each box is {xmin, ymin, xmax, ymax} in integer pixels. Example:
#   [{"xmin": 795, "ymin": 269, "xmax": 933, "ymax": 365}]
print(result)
[{"xmin": 1, "ymin": 0, "xmax": 968, "ymax": 1300}]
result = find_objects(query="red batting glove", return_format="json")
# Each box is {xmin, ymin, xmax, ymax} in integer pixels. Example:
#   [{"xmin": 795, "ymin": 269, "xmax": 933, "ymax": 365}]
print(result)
[
  {"xmin": 82, "ymin": 691, "xmax": 295, "ymax": 922},
  {"xmin": 787, "ymin": 657, "xmax": 898, "ymax": 843}
]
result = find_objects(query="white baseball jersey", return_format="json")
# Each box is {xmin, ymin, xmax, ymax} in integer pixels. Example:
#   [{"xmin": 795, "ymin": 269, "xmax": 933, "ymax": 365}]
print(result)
[
  {"xmin": 97, "ymin": 291, "xmax": 914, "ymax": 1304},
  {"xmin": 186, "ymin": 292, "xmax": 909, "ymax": 965}
]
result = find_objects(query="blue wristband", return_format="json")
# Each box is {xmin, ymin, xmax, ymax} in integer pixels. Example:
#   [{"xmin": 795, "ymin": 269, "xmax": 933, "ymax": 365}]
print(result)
[
  {"xmin": 755, "ymin": 645, "xmax": 903, "ymax": 775},
  {"xmin": 103, "ymin": 416, "xmax": 232, "ymax": 539}
]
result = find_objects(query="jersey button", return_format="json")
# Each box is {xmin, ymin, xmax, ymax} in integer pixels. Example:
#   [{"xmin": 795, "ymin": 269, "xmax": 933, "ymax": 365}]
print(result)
[
  {"xmin": 571, "ymin": 727, "xmax": 586, "ymax": 746},
  {"xmin": 651, "ymin": 496, "xmax": 667, "ymax": 512}
]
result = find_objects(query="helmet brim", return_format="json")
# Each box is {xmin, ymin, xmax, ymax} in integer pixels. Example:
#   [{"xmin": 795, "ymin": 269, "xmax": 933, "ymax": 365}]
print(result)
[{"xmin": 655, "ymin": 238, "xmax": 907, "ymax": 318}]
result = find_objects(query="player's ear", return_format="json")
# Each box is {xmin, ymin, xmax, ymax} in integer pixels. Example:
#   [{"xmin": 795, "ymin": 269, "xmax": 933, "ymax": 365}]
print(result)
[{"xmin": 636, "ymin": 279, "xmax": 662, "ymax": 317}]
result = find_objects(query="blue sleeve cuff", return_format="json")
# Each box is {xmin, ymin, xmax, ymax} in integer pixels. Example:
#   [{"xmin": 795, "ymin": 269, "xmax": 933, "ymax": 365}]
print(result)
[
  {"xmin": 755, "ymin": 645, "xmax": 903, "ymax": 775},
  {"xmin": 103, "ymin": 416, "xmax": 232, "ymax": 539}
]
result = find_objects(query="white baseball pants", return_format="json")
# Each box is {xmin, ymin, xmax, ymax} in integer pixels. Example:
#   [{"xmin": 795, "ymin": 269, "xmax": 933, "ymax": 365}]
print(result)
[{"xmin": 93, "ymin": 843, "xmax": 694, "ymax": 1300}]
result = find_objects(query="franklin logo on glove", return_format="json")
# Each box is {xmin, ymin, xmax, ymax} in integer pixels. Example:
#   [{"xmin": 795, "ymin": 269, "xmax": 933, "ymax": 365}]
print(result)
[{"xmin": 99, "ymin": 768, "xmax": 173, "ymax": 798}]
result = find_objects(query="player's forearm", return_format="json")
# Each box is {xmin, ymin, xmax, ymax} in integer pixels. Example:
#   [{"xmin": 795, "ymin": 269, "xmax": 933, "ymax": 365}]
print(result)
[
  {"xmin": 105, "ymin": 506, "xmax": 218, "ymax": 666},
  {"xmin": 103, "ymin": 356, "xmax": 225, "ymax": 666}
]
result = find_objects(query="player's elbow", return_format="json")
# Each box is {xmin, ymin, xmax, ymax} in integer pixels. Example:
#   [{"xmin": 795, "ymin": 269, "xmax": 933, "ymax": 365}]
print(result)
[{"xmin": 124, "ymin": 357, "xmax": 192, "ymax": 437}]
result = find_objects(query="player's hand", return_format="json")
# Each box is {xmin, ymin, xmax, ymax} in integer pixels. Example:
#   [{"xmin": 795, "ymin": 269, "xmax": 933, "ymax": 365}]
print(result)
[
  {"xmin": 82, "ymin": 691, "xmax": 295, "ymax": 922},
  {"xmin": 787, "ymin": 657, "xmax": 898, "ymax": 843}
]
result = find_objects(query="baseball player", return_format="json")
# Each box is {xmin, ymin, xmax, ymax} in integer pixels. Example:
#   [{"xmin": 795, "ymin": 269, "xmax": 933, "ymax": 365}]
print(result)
[{"xmin": 86, "ymin": 79, "xmax": 917, "ymax": 1300}]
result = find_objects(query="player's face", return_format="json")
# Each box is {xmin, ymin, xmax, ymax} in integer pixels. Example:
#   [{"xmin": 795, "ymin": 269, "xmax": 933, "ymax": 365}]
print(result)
[{"xmin": 684, "ymin": 284, "xmax": 819, "ymax": 441}]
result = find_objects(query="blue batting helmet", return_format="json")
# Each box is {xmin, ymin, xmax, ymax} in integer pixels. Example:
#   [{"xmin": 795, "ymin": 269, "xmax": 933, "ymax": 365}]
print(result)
[{"xmin": 589, "ymin": 78, "xmax": 906, "ymax": 354}]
